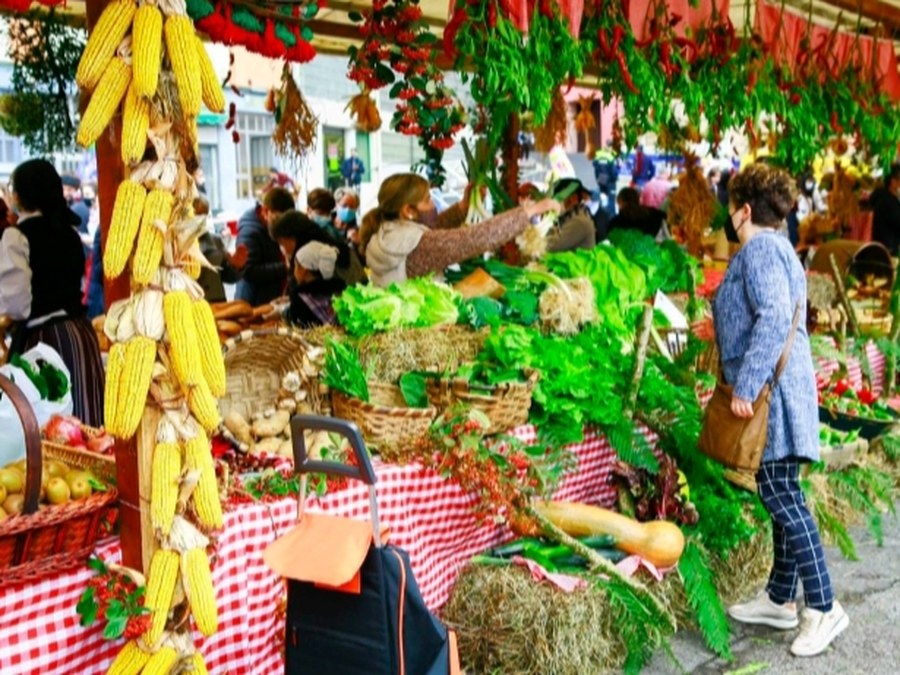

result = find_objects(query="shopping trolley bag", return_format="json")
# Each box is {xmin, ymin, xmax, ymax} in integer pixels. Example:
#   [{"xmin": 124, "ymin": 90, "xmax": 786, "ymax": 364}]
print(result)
[{"xmin": 264, "ymin": 415, "xmax": 460, "ymax": 675}]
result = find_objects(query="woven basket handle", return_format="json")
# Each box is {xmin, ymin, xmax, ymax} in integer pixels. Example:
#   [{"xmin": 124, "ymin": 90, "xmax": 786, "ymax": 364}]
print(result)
[{"xmin": 0, "ymin": 373, "xmax": 42, "ymax": 515}]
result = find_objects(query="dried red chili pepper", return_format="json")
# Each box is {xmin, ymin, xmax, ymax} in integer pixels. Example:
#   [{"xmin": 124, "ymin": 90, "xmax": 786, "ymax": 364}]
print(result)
[
  {"xmin": 616, "ymin": 53, "xmax": 639, "ymax": 94},
  {"xmin": 597, "ymin": 29, "xmax": 612, "ymax": 60},
  {"xmin": 487, "ymin": 0, "xmax": 497, "ymax": 29},
  {"xmin": 612, "ymin": 25, "xmax": 625, "ymax": 53}
]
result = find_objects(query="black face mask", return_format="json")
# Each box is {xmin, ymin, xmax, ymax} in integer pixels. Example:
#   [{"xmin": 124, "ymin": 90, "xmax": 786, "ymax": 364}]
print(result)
[{"xmin": 724, "ymin": 216, "xmax": 740, "ymax": 244}]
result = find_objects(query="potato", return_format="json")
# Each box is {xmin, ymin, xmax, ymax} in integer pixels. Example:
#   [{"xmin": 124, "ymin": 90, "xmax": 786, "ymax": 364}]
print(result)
[
  {"xmin": 277, "ymin": 398, "xmax": 297, "ymax": 413},
  {"xmin": 305, "ymin": 431, "xmax": 330, "ymax": 460},
  {"xmin": 252, "ymin": 410, "xmax": 291, "ymax": 439},
  {"xmin": 277, "ymin": 440, "xmax": 294, "ymax": 458},
  {"xmin": 224, "ymin": 411, "xmax": 253, "ymax": 446},
  {"xmin": 252, "ymin": 437, "xmax": 283, "ymax": 456}
]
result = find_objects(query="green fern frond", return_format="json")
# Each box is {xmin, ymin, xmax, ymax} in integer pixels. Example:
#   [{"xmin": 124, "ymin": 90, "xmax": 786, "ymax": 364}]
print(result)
[
  {"xmin": 813, "ymin": 501, "xmax": 858, "ymax": 560},
  {"xmin": 679, "ymin": 539, "xmax": 732, "ymax": 659},
  {"xmin": 607, "ymin": 421, "xmax": 660, "ymax": 473},
  {"xmin": 809, "ymin": 336, "xmax": 845, "ymax": 364},
  {"xmin": 601, "ymin": 576, "xmax": 674, "ymax": 674}
]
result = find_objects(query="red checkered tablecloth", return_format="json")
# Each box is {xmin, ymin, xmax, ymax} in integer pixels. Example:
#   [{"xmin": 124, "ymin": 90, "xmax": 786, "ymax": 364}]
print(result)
[{"xmin": 0, "ymin": 424, "xmax": 625, "ymax": 675}]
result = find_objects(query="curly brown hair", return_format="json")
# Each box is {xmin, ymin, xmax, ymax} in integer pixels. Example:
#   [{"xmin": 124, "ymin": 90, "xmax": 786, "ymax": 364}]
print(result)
[{"xmin": 728, "ymin": 163, "xmax": 796, "ymax": 227}]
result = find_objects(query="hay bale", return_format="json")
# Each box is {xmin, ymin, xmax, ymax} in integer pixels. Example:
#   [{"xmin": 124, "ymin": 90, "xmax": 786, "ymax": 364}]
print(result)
[
  {"xmin": 444, "ymin": 529, "xmax": 772, "ymax": 674},
  {"xmin": 357, "ymin": 326, "xmax": 488, "ymax": 382}
]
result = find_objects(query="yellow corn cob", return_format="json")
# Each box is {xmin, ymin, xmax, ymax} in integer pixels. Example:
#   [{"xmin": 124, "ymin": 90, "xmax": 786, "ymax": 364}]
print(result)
[
  {"xmin": 195, "ymin": 36, "xmax": 224, "ymax": 113},
  {"xmin": 163, "ymin": 291, "xmax": 203, "ymax": 388},
  {"xmin": 144, "ymin": 548, "xmax": 180, "ymax": 647},
  {"xmin": 77, "ymin": 57, "xmax": 132, "ymax": 148},
  {"xmin": 192, "ymin": 300, "xmax": 226, "ymax": 397},
  {"xmin": 188, "ymin": 378, "xmax": 221, "ymax": 436},
  {"xmin": 121, "ymin": 84, "xmax": 151, "ymax": 166},
  {"xmin": 164, "ymin": 15, "xmax": 201, "ymax": 117},
  {"xmin": 150, "ymin": 441, "xmax": 181, "ymax": 536},
  {"xmin": 76, "ymin": 0, "xmax": 136, "ymax": 91},
  {"xmin": 132, "ymin": 3, "xmax": 163, "ymax": 98},
  {"xmin": 103, "ymin": 342, "xmax": 126, "ymax": 437},
  {"xmin": 190, "ymin": 653, "xmax": 210, "ymax": 675},
  {"xmin": 184, "ymin": 429, "xmax": 223, "ymax": 529},
  {"xmin": 132, "ymin": 189, "xmax": 173, "ymax": 285},
  {"xmin": 106, "ymin": 639, "xmax": 151, "ymax": 675},
  {"xmin": 183, "ymin": 547, "xmax": 218, "ymax": 636},
  {"xmin": 104, "ymin": 180, "xmax": 147, "ymax": 279},
  {"xmin": 117, "ymin": 336, "xmax": 157, "ymax": 439},
  {"xmin": 140, "ymin": 646, "xmax": 178, "ymax": 675}
]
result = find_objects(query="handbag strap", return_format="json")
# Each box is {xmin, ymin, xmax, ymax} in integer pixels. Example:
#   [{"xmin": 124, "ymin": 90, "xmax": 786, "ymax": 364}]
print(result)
[{"xmin": 772, "ymin": 302, "xmax": 803, "ymax": 386}]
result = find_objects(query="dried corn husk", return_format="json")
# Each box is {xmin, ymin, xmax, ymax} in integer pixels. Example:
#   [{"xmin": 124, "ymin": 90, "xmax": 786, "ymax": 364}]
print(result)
[
  {"xmin": 346, "ymin": 91, "xmax": 382, "ymax": 132},
  {"xmin": 666, "ymin": 153, "xmax": 717, "ymax": 256},
  {"xmin": 534, "ymin": 88, "xmax": 568, "ymax": 153}
]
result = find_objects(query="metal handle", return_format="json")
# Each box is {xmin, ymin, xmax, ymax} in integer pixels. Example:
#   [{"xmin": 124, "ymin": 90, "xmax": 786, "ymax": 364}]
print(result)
[{"xmin": 291, "ymin": 415, "xmax": 381, "ymax": 548}]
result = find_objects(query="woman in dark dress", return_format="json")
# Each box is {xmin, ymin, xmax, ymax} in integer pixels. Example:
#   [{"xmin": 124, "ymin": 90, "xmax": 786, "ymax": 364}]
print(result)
[{"xmin": 0, "ymin": 159, "xmax": 104, "ymax": 425}]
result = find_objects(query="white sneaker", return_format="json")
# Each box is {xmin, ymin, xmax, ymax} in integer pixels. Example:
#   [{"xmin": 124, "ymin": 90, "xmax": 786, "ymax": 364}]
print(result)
[
  {"xmin": 790, "ymin": 601, "xmax": 849, "ymax": 657},
  {"xmin": 728, "ymin": 590, "xmax": 799, "ymax": 630}
]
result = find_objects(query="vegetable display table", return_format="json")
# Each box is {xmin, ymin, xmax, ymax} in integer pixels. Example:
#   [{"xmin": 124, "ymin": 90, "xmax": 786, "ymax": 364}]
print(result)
[{"xmin": 0, "ymin": 424, "xmax": 630, "ymax": 675}]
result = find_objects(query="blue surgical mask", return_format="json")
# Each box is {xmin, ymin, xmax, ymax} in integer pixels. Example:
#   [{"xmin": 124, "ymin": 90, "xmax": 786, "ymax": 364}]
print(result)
[
  {"xmin": 312, "ymin": 214, "xmax": 333, "ymax": 229},
  {"xmin": 337, "ymin": 207, "xmax": 356, "ymax": 223}
]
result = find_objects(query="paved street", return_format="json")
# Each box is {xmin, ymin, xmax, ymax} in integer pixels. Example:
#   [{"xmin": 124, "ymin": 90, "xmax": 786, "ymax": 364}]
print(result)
[{"xmin": 645, "ymin": 506, "xmax": 900, "ymax": 675}]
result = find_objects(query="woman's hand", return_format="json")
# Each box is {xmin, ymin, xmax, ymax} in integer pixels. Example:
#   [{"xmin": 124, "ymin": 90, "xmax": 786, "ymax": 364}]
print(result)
[
  {"xmin": 691, "ymin": 317, "xmax": 715, "ymax": 341},
  {"xmin": 731, "ymin": 395, "xmax": 754, "ymax": 419},
  {"xmin": 524, "ymin": 198, "xmax": 561, "ymax": 220}
]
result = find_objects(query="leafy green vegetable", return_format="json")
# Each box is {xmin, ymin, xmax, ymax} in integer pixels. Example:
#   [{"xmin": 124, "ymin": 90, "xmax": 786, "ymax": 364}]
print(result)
[
  {"xmin": 322, "ymin": 338, "xmax": 369, "ymax": 401},
  {"xmin": 333, "ymin": 277, "xmax": 461, "ymax": 337},
  {"xmin": 462, "ymin": 296, "xmax": 504, "ymax": 329},
  {"xmin": 399, "ymin": 372, "xmax": 430, "ymax": 408}
]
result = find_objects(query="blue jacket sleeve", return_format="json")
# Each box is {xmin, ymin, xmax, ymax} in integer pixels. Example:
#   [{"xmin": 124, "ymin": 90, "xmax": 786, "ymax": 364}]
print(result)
[
  {"xmin": 734, "ymin": 244, "xmax": 793, "ymax": 402},
  {"xmin": 236, "ymin": 226, "xmax": 286, "ymax": 285}
]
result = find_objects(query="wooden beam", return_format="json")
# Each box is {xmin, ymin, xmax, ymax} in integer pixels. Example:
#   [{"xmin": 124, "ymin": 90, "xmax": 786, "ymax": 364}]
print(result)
[
  {"xmin": 816, "ymin": 0, "xmax": 900, "ymax": 36},
  {"xmin": 86, "ymin": 0, "xmax": 144, "ymax": 574}
]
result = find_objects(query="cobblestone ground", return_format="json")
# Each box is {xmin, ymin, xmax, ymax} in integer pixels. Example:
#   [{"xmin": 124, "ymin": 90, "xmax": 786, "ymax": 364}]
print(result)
[{"xmin": 644, "ymin": 503, "xmax": 900, "ymax": 675}]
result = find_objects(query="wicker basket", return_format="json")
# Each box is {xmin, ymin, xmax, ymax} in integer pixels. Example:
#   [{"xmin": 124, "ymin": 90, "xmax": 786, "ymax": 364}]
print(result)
[
  {"xmin": 220, "ymin": 327, "xmax": 329, "ymax": 429},
  {"xmin": 0, "ymin": 374, "xmax": 118, "ymax": 587},
  {"xmin": 331, "ymin": 382, "xmax": 437, "ymax": 448},
  {"xmin": 426, "ymin": 371, "xmax": 538, "ymax": 434}
]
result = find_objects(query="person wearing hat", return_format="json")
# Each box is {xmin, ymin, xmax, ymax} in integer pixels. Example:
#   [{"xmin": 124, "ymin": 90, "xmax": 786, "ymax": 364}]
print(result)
[
  {"xmin": 0, "ymin": 159, "xmax": 104, "ymax": 426},
  {"xmin": 547, "ymin": 178, "xmax": 597, "ymax": 252}
]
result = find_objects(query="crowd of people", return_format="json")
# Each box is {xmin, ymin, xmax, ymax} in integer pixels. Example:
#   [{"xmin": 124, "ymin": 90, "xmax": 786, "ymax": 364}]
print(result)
[{"xmin": 0, "ymin": 148, "xmax": 898, "ymax": 439}]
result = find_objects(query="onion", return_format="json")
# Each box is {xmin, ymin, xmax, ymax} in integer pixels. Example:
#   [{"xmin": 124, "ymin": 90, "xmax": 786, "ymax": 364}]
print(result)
[{"xmin": 43, "ymin": 415, "xmax": 85, "ymax": 446}]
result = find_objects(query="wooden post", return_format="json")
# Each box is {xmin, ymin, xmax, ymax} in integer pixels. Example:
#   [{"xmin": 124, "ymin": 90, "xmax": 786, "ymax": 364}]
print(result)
[
  {"xmin": 85, "ymin": 0, "xmax": 144, "ymax": 572},
  {"xmin": 501, "ymin": 113, "xmax": 520, "ymax": 203}
]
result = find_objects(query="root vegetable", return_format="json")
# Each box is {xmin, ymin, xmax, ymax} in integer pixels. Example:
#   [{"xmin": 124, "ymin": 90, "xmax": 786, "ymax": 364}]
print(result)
[
  {"xmin": 252, "ymin": 437, "xmax": 282, "ymax": 456},
  {"xmin": 224, "ymin": 411, "xmax": 252, "ymax": 446},
  {"xmin": 252, "ymin": 410, "xmax": 291, "ymax": 438}
]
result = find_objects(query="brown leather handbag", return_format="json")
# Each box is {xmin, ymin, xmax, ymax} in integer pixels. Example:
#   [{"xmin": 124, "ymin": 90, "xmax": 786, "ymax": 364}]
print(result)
[{"xmin": 697, "ymin": 303, "xmax": 802, "ymax": 472}]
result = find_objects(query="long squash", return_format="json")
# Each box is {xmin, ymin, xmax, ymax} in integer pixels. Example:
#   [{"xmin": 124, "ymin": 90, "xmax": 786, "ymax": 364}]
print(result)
[{"xmin": 533, "ymin": 501, "xmax": 685, "ymax": 568}]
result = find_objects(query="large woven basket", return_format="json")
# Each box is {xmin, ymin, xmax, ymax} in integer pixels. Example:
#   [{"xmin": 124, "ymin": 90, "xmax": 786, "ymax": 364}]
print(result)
[
  {"xmin": 0, "ymin": 374, "xmax": 118, "ymax": 587},
  {"xmin": 331, "ymin": 382, "xmax": 437, "ymax": 448},
  {"xmin": 220, "ymin": 327, "xmax": 329, "ymax": 424},
  {"xmin": 426, "ymin": 371, "xmax": 538, "ymax": 434}
]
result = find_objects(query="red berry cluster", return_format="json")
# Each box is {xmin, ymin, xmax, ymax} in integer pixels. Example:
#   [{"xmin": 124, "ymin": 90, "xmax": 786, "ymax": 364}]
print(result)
[
  {"xmin": 347, "ymin": 0, "xmax": 464, "ymax": 158},
  {"xmin": 393, "ymin": 411, "xmax": 543, "ymax": 532},
  {"xmin": 80, "ymin": 567, "xmax": 150, "ymax": 641}
]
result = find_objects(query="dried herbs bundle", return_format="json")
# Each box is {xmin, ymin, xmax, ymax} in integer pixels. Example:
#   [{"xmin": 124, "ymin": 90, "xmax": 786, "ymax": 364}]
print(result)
[{"xmin": 272, "ymin": 64, "xmax": 318, "ymax": 164}]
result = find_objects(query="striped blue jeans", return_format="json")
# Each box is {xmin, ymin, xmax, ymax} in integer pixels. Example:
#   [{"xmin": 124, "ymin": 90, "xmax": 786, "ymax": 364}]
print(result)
[{"xmin": 756, "ymin": 459, "xmax": 834, "ymax": 612}]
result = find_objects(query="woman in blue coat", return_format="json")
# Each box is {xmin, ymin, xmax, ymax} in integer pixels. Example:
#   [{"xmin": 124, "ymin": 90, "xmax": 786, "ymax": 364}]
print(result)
[{"xmin": 701, "ymin": 164, "xmax": 848, "ymax": 657}]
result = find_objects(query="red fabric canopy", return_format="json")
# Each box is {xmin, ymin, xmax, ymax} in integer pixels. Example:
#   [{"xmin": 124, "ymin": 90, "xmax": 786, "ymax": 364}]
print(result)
[{"xmin": 755, "ymin": 0, "xmax": 900, "ymax": 101}]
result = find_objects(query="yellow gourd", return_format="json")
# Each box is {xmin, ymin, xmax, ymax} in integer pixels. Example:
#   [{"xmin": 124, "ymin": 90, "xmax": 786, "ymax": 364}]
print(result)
[{"xmin": 533, "ymin": 501, "xmax": 685, "ymax": 568}]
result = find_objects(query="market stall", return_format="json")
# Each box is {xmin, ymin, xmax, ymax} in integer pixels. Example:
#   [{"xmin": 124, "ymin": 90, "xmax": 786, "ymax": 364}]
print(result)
[
  {"xmin": 1, "ymin": 0, "xmax": 899, "ymax": 671},
  {"xmin": 0, "ymin": 423, "xmax": 628, "ymax": 674}
]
